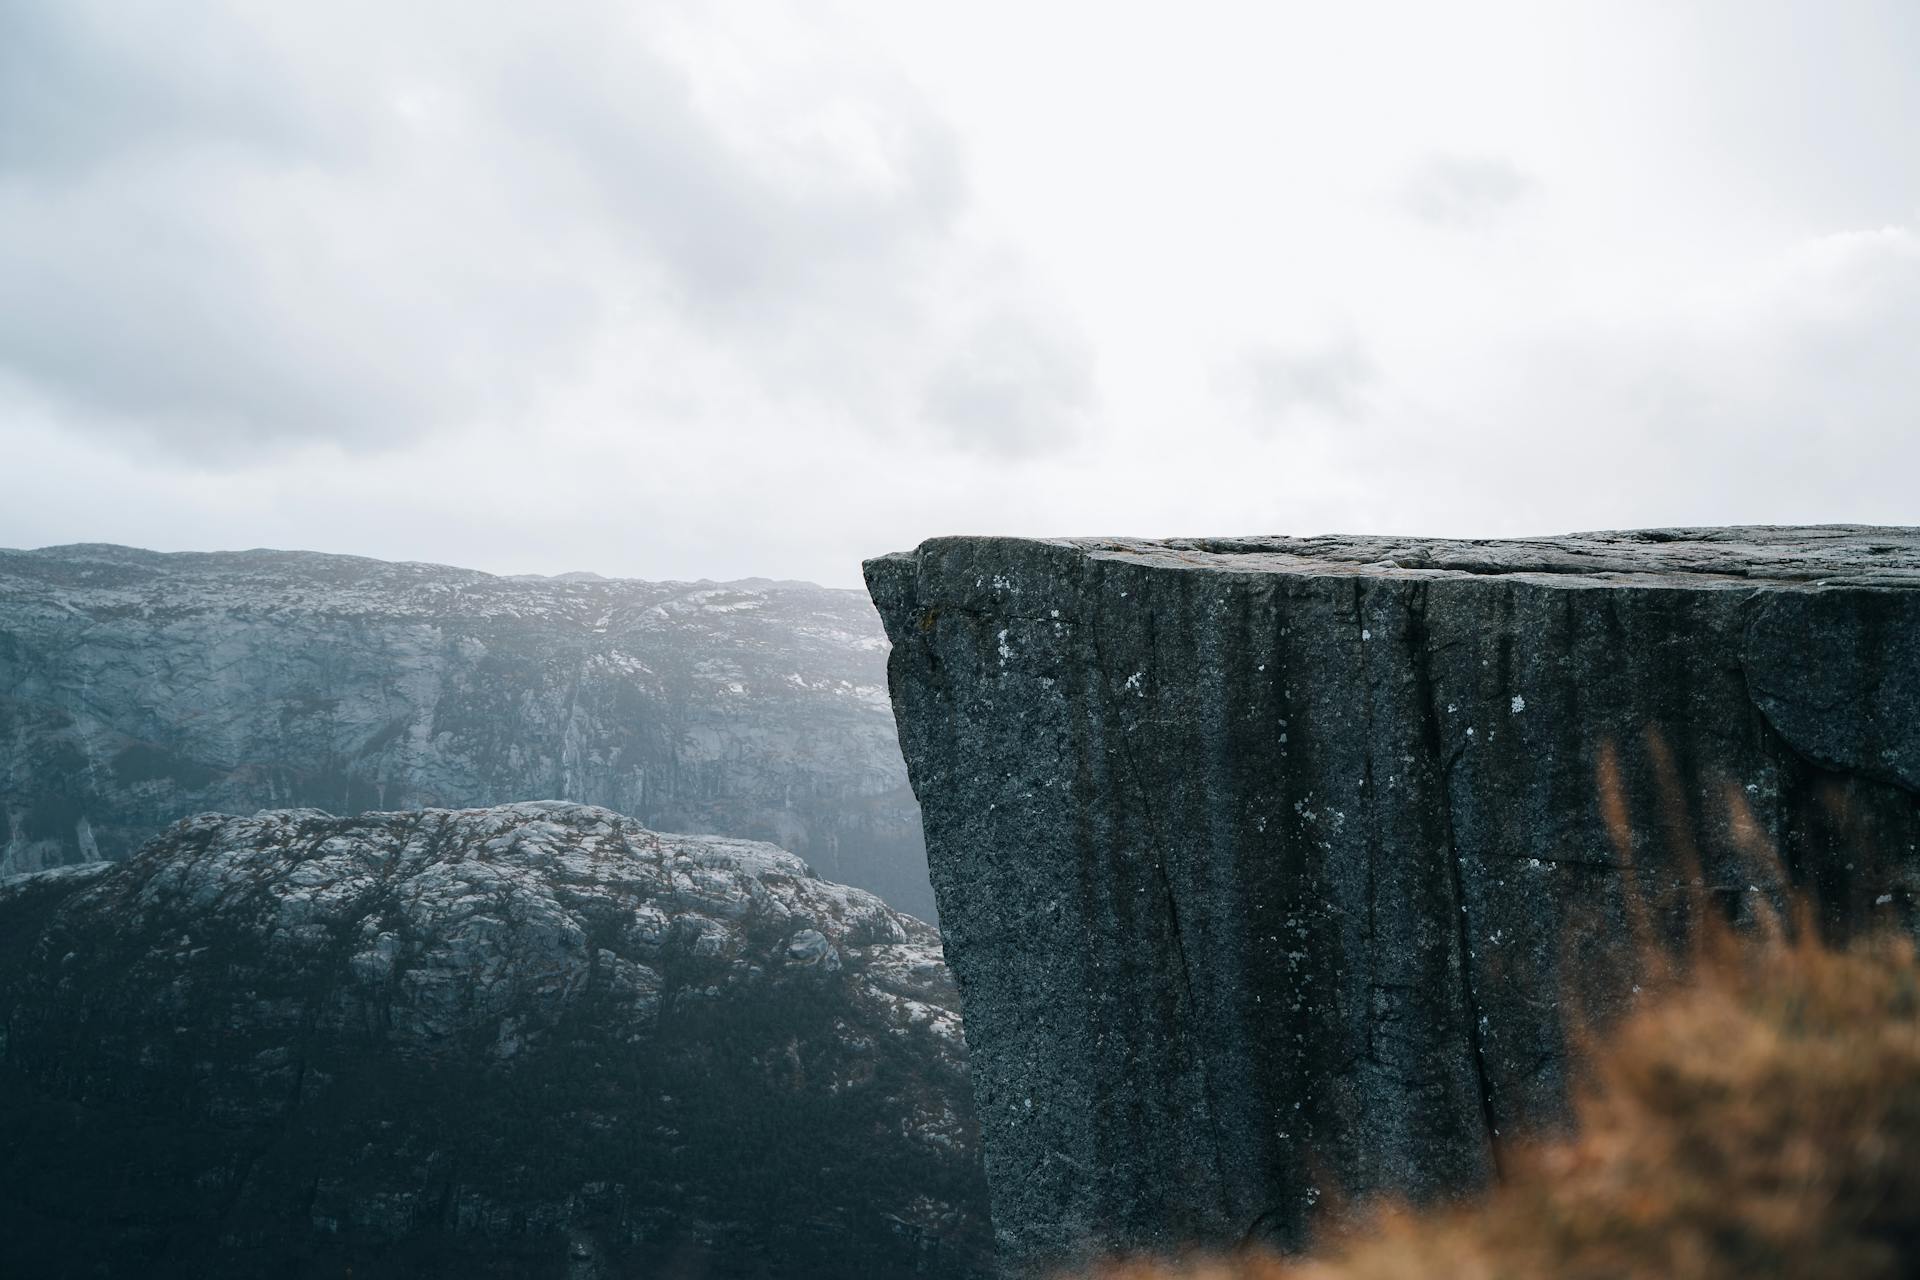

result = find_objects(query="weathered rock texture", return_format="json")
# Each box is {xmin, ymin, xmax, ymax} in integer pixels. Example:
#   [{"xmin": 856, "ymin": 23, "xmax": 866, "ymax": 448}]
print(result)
[
  {"xmin": 0, "ymin": 802, "xmax": 988, "ymax": 1277},
  {"xmin": 0, "ymin": 543, "xmax": 933, "ymax": 919},
  {"xmin": 866, "ymin": 527, "xmax": 1920, "ymax": 1275}
]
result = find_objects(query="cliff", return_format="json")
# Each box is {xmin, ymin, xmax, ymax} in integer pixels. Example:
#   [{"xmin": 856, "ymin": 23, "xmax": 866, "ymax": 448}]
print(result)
[
  {"xmin": 865, "ymin": 527, "xmax": 1920, "ymax": 1275},
  {"xmin": 0, "ymin": 543, "xmax": 933, "ymax": 919},
  {"xmin": 0, "ymin": 803, "xmax": 988, "ymax": 1277}
]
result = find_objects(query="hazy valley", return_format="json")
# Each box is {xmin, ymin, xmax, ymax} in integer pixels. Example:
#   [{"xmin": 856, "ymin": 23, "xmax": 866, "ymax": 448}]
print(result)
[{"xmin": 0, "ymin": 543, "xmax": 932, "ymax": 921}]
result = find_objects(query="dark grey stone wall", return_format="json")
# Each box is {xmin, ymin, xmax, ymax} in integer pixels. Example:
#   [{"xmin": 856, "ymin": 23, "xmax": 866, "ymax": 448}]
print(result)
[{"xmin": 866, "ymin": 528, "xmax": 1920, "ymax": 1275}]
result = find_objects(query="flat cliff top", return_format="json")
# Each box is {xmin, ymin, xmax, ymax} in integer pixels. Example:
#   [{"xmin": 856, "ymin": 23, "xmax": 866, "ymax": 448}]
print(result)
[{"xmin": 874, "ymin": 526, "xmax": 1920, "ymax": 591}]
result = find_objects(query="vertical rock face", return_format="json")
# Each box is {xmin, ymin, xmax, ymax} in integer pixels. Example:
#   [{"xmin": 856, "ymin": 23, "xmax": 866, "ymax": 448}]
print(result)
[
  {"xmin": 0, "ymin": 544, "xmax": 933, "ymax": 919},
  {"xmin": 866, "ymin": 528, "xmax": 1920, "ymax": 1276}
]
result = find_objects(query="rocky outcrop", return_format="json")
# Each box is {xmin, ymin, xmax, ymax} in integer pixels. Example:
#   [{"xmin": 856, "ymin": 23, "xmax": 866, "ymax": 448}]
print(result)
[
  {"xmin": 866, "ymin": 528, "xmax": 1920, "ymax": 1276},
  {"xmin": 0, "ymin": 803, "xmax": 988, "ymax": 1278},
  {"xmin": 0, "ymin": 543, "xmax": 933, "ymax": 919}
]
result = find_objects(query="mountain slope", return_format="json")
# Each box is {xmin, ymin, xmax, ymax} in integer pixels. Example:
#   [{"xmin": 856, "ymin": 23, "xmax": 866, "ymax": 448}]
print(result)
[
  {"xmin": 0, "ymin": 543, "xmax": 932, "ymax": 918},
  {"xmin": 0, "ymin": 802, "xmax": 987, "ymax": 1277}
]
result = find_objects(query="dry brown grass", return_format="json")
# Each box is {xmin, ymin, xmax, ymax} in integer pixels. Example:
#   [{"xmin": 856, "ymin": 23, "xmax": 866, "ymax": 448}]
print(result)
[{"xmin": 1090, "ymin": 921, "xmax": 1920, "ymax": 1280}]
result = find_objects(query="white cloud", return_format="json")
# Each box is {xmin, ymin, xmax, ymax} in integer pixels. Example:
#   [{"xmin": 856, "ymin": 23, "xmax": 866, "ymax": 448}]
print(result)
[
  {"xmin": 922, "ymin": 308, "xmax": 1092, "ymax": 456},
  {"xmin": 1, "ymin": 0, "xmax": 1916, "ymax": 585},
  {"xmin": 1332, "ymin": 223, "xmax": 1920, "ymax": 536},
  {"xmin": 0, "ymin": 0, "xmax": 1084, "ymax": 463},
  {"xmin": 1524, "ymin": 225, "xmax": 1920, "ymax": 512},
  {"xmin": 1217, "ymin": 337, "xmax": 1378, "ymax": 431},
  {"xmin": 1400, "ymin": 154, "xmax": 1535, "ymax": 229}
]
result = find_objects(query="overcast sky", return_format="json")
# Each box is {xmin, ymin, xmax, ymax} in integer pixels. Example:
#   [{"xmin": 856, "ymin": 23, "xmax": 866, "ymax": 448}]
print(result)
[{"xmin": 2, "ymin": 1, "xmax": 1917, "ymax": 587}]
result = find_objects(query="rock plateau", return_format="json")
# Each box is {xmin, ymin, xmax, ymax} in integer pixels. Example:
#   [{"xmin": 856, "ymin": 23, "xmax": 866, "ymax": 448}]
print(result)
[{"xmin": 867, "ymin": 527, "xmax": 1920, "ymax": 1275}]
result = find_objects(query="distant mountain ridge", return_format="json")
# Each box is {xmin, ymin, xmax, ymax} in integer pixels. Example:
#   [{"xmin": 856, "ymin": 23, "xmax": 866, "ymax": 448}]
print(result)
[{"xmin": 0, "ymin": 542, "xmax": 933, "ymax": 918}]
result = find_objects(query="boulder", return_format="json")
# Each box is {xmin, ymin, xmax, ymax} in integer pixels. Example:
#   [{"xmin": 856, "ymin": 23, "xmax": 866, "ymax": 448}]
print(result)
[{"xmin": 0, "ymin": 802, "xmax": 988, "ymax": 1277}]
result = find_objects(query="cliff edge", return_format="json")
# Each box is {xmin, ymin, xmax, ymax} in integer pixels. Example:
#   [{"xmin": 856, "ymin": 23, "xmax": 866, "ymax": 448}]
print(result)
[{"xmin": 866, "ymin": 528, "xmax": 1920, "ymax": 1275}]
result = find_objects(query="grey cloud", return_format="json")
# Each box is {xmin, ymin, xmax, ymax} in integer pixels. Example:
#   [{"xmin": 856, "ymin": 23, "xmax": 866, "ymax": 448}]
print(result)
[
  {"xmin": 1219, "ymin": 337, "xmax": 1378, "ymax": 429},
  {"xmin": 0, "ymin": 160, "xmax": 596, "ymax": 454},
  {"xmin": 0, "ymin": 4, "xmax": 605, "ymax": 454},
  {"xmin": 921, "ymin": 311, "xmax": 1093, "ymax": 457},
  {"xmin": 0, "ymin": 1, "xmax": 340, "ymax": 175},
  {"xmin": 0, "ymin": 1, "xmax": 1065, "ymax": 462},
  {"xmin": 499, "ymin": 30, "xmax": 966, "ymax": 321},
  {"xmin": 1401, "ymin": 153, "xmax": 1534, "ymax": 229}
]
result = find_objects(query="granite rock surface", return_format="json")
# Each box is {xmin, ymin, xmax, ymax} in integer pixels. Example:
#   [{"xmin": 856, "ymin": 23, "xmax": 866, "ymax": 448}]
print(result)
[
  {"xmin": 0, "ymin": 802, "xmax": 988, "ymax": 1278},
  {"xmin": 866, "ymin": 527, "xmax": 1920, "ymax": 1275},
  {"xmin": 0, "ymin": 543, "xmax": 932, "ymax": 919}
]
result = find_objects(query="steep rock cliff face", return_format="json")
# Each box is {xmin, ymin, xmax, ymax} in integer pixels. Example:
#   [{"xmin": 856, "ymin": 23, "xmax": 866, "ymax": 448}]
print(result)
[
  {"xmin": 0, "ymin": 803, "xmax": 988, "ymax": 1277},
  {"xmin": 0, "ymin": 544, "xmax": 932, "ymax": 919},
  {"xmin": 866, "ymin": 528, "xmax": 1920, "ymax": 1275}
]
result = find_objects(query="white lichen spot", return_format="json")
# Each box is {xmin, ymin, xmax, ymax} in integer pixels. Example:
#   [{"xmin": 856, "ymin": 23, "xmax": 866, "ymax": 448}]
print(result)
[
  {"xmin": 1510, "ymin": 694, "xmax": 1526, "ymax": 714},
  {"xmin": 997, "ymin": 629, "xmax": 1012, "ymax": 664},
  {"xmin": 1361, "ymin": 628, "xmax": 1371, "ymax": 642},
  {"xmin": 1123, "ymin": 671, "xmax": 1145, "ymax": 695},
  {"xmin": 1877, "ymin": 893, "xmax": 1895, "ymax": 906}
]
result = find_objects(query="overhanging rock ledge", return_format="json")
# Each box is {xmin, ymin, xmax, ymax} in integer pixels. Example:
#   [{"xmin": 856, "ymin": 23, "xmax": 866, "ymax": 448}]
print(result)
[{"xmin": 864, "ymin": 527, "xmax": 1920, "ymax": 1276}]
